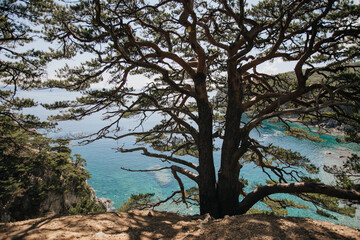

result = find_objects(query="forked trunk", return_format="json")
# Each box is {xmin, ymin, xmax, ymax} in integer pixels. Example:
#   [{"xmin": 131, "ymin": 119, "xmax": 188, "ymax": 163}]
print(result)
[{"xmin": 216, "ymin": 65, "xmax": 245, "ymax": 217}]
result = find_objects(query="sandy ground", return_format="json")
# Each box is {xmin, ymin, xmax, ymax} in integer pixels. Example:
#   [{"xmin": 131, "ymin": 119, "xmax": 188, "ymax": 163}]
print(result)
[{"xmin": 1, "ymin": 210, "xmax": 359, "ymax": 240}]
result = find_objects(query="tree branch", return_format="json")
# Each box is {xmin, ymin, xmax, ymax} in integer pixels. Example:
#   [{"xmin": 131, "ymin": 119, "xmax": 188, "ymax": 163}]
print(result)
[
  {"xmin": 117, "ymin": 147, "xmax": 199, "ymax": 171},
  {"xmin": 171, "ymin": 165, "xmax": 199, "ymax": 183},
  {"xmin": 247, "ymin": 101, "xmax": 351, "ymax": 130},
  {"xmin": 237, "ymin": 182, "xmax": 360, "ymax": 214},
  {"xmin": 171, "ymin": 167, "xmax": 187, "ymax": 204}
]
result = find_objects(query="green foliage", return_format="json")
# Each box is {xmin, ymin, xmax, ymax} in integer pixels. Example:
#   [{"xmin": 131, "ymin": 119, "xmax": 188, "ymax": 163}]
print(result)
[
  {"xmin": 239, "ymin": 177, "xmax": 249, "ymax": 188},
  {"xmin": 301, "ymin": 193, "xmax": 356, "ymax": 218},
  {"xmin": 300, "ymin": 70, "xmax": 360, "ymax": 144},
  {"xmin": 0, "ymin": 116, "xmax": 92, "ymax": 221},
  {"xmin": 244, "ymin": 145, "xmax": 319, "ymax": 182},
  {"xmin": 284, "ymin": 127, "xmax": 326, "ymax": 143},
  {"xmin": 246, "ymin": 209, "xmax": 275, "ymax": 216},
  {"xmin": 117, "ymin": 193, "xmax": 156, "ymax": 212},
  {"xmin": 3, "ymin": 0, "xmax": 358, "ymax": 220},
  {"xmin": 0, "ymin": 0, "xmax": 103, "ymax": 221},
  {"xmin": 185, "ymin": 187, "xmax": 199, "ymax": 198},
  {"xmin": 0, "ymin": 0, "xmax": 51, "ymax": 89},
  {"xmin": 343, "ymin": 129, "xmax": 360, "ymax": 144},
  {"xmin": 316, "ymin": 209, "xmax": 337, "ymax": 220},
  {"xmin": 324, "ymin": 154, "xmax": 360, "ymax": 191},
  {"xmin": 182, "ymin": 187, "xmax": 200, "ymax": 205},
  {"xmin": 260, "ymin": 197, "xmax": 309, "ymax": 217},
  {"xmin": 69, "ymin": 196, "xmax": 105, "ymax": 215},
  {"xmin": 1, "ymin": 0, "xmax": 56, "ymax": 132}
]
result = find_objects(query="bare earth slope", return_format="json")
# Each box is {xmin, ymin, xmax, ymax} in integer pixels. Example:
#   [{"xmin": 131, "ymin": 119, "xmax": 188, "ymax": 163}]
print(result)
[{"xmin": 1, "ymin": 210, "xmax": 359, "ymax": 240}]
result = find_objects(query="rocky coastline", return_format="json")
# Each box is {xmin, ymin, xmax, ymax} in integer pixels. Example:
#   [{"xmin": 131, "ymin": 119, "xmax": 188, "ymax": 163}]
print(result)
[
  {"xmin": 281, "ymin": 115, "xmax": 355, "ymax": 136},
  {"xmin": 317, "ymin": 119, "xmax": 355, "ymax": 134},
  {"xmin": 90, "ymin": 189, "xmax": 115, "ymax": 213}
]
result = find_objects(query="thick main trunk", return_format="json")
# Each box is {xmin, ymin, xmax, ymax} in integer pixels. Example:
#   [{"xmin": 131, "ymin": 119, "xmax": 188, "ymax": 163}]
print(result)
[
  {"xmin": 194, "ymin": 73, "xmax": 219, "ymax": 217},
  {"xmin": 217, "ymin": 161, "xmax": 242, "ymax": 217},
  {"xmin": 217, "ymin": 65, "xmax": 245, "ymax": 217}
]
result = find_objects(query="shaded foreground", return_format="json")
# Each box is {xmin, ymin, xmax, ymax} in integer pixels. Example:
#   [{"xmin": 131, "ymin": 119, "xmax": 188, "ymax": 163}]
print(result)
[{"xmin": 0, "ymin": 210, "xmax": 359, "ymax": 240}]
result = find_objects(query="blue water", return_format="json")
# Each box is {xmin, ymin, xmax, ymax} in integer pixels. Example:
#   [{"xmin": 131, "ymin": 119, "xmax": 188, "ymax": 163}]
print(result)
[{"xmin": 18, "ymin": 88, "xmax": 360, "ymax": 228}]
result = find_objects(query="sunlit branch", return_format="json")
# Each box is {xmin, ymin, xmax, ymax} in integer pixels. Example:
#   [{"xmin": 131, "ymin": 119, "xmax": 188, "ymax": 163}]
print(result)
[
  {"xmin": 120, "ymin": 166, "xmax": 170, "ymax": 172},
  {"xmin": 248, "ymin": 101, "xmax": 352, "ymax": 130},
  {"xmin": 171, "ymin": 165, "xmax": 199, "ymax": 183},
  {"xmin": 117, "ymin": 147, "xmax": 199, "ymax": 171},
  {"xmin": 171, "ymin": 167, "xmax": 187, "ymax": 205},
  {"xmin": 237, "ymin": 182, "xmax": 360, "ymax": 214},
  {"xmin": 250, "ymin": 146, "xmax": 287, "ymax": 183},
  {"xmin": 141, "ymin": 92, "xmax": 199, "ymax": 141}
]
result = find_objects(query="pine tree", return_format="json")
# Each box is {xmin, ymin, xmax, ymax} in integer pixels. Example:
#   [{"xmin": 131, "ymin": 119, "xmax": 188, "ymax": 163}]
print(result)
[{"xmin": 34, "ymin": 0, "xmax": 360, "ymax": 218}]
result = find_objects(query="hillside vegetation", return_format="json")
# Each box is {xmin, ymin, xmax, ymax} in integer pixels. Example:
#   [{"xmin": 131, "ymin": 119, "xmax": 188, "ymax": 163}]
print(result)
[{"xmin": 0, "ymin": 117, "xmax": 105, "ymax": 222}]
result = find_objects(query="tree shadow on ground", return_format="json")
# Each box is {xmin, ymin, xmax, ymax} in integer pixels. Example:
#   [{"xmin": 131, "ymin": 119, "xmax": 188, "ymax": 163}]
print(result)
[
  {"xmin": 197, "ymin": 214, "xmax": 360, "ymax": 240},
  {"xmin": 0, "ymin": 210, "xmax": 202, "ymax": 240},
  {"xmin": 0, "ymin": 215, "xmax": 59, "ymax": 240},
  {"xmin": 0, "ymin": 211, "xmax": 359, "ymax": 240}
]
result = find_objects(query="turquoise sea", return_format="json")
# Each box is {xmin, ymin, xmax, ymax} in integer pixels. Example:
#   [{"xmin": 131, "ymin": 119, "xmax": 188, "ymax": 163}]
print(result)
[{"xmin": 18, "ymin": 88, "xmax": 360, "ymax": 228}]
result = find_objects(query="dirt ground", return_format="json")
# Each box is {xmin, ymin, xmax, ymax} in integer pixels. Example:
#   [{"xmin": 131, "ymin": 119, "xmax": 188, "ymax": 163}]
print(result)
[{"xmin": 1, "ymin": 210, "xmax": 359, "ymax": 240}]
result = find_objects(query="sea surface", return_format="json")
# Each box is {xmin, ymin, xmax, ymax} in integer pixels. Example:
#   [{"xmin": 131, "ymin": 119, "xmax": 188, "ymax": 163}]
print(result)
[{"xmin": 17, "ymin": 88, "xmax": 360, "ymax": 228}]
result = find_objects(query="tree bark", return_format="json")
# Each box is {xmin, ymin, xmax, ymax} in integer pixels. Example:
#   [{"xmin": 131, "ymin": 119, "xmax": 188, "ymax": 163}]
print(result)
[
  {"xmin": 237, "ymin": 182, "xmax": 360, "ymax": 214},
  {"xmin": 217, "ymin": 64, "xmax": 245, "ymax": 217},
  {"xmin": 194, "ymin": 72, "xmax": 219, "ymax": 217}
]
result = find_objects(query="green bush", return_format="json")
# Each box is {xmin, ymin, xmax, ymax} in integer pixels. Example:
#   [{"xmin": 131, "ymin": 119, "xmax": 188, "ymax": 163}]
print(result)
[
  {"xmin": 0, "ymin": 116, "xmax": 94, "ymax": 221},
  {"xmin": 117, "ymin": 193, "xmax": 155, "ymax": 212},
  {"xmin": 69, "ymin": 196, "xmax": 106, "ymax": 215}
]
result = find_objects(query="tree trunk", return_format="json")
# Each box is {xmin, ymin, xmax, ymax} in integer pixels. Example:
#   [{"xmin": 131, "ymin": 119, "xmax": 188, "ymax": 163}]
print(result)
[
  {"xmin": 217, "ymin": 65, "xmax": 245, "ymax": 217},
  {"xmin": 194, "ymin": 72, "xmax": 219, "ymax": 217},
  {"xmin": 217, "ymin": 158, "xmax": 243, "ymax": 217}
]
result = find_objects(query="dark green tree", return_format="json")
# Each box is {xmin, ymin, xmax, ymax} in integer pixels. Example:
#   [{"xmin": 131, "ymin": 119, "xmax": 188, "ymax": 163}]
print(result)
[
  {"xmin": 40, "ymin": 0, "xmax": 360, "ymax": 218},
  {"xmin": 0, "ymin": 0, "xmax": 54, "ymax": 128},
  {"xmin": 0, "ymin": 116, "xmax": 99, "ymax": 221},
  {"xmin": 0, "ymin": 1, "xmax": 105, "ymax": 222}
]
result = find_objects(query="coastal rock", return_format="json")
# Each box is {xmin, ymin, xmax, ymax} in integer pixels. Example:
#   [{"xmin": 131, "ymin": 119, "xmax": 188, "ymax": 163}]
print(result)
[
  {"xmin": 337, "ymin": 124, "xmax": 354, "ymax": 132},
  {"xmin": 38, "ymin": 183, "xmax": 113, "ymax": 217},
  {"xmin": 39, "ymin": 191, "xmax": 83, "ymax": 216},
  {"xmin": 87, "ymin": 184, "xmax": 114, "ymax": 212},
  {"xmin": 95, "ymin": 197, "xmax": 115, "ymax": 212},
  {"xmin": 319, "ymin": 119, "xmax": 340, "ymax": 128}
]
